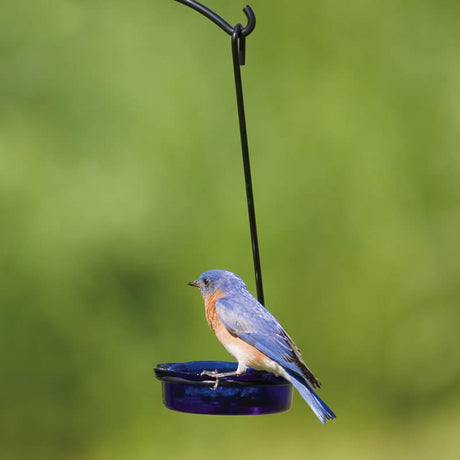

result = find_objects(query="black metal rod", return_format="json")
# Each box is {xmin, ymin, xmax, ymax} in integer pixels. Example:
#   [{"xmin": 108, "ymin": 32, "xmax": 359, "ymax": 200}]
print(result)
[
  {"xmin": 173, "ymin": 1, "xmax": 264, "ymax": 304},
  {"xmin": 174, "ymin": 0, "xmax": 256, "ymax": 37},
  {"xmin": 174, "ymin": 0, "xmax": 233, "ymax": 35},
  {"xmin": 231, "ymin": 25, "xmax": 264, "ymax": 305}
]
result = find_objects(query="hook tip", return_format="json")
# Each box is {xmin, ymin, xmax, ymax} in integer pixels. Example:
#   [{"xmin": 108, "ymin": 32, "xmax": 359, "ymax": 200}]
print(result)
[{"xmin": 241, "ymin": 5, "xmax": 256, "ymax": 37}]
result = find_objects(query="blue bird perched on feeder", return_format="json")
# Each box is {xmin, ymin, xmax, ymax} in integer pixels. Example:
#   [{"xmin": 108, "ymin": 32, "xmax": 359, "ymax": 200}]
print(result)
[{"xmin": 188, "ymin": 269, "xmax": 336, "ymax": 424}]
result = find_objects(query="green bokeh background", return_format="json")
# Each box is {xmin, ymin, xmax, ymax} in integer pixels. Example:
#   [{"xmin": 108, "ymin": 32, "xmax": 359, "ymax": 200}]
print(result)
[{"xmin": 1, "ymin": 0, "xmax": 459, "ymax": 458}]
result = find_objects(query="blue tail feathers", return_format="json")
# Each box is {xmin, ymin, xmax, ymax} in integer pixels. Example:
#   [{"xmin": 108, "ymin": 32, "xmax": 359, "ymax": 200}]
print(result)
[{"xmin": 288, "ymin": 375, "xmax": 336, "ymax": 424}]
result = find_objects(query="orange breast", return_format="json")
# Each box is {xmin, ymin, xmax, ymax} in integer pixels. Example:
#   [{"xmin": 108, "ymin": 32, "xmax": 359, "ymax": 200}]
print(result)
[{"xmin": 204, "ymin": 290, "xmax": 226, "ymax": 332}]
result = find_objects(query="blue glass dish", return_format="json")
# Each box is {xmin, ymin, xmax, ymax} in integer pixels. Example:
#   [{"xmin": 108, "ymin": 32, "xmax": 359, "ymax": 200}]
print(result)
[{"xmin": 154, "ymin": 361, "xmax": 293, "ymax": 415}]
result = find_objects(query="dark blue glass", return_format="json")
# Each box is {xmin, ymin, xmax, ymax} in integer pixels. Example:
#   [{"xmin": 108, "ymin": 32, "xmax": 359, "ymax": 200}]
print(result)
[{"xmin": 154, "ymin": 361, "xmax": 293, "ymax": 415}]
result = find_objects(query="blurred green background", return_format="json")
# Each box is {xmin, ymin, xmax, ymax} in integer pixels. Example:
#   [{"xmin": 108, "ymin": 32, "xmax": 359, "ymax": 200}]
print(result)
[{"xmin": 1, "ymin": 0, "xmax": 459, "ymax": 458}]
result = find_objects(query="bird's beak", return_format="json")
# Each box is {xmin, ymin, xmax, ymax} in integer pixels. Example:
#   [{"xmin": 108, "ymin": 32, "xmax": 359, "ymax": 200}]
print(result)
[{"xmin": 188, "ymin": 280, "xmax": 200, "ymax": 287}]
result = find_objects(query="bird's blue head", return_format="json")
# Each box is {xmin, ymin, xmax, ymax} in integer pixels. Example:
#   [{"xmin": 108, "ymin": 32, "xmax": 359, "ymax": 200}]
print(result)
[{"xmin": 188, "ymin": 269, "xmax": 248, "ymax": 297}]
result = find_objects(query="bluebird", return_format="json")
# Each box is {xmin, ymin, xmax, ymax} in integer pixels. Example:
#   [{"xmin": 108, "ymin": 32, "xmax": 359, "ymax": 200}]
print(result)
[{"xmin": 188, "ymin": 269, "xmax": 335, "ymax": 423}]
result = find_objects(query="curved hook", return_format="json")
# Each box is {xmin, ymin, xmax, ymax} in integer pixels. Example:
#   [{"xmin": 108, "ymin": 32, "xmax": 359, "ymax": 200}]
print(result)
[
  {"xmin": 174, "ymin": 0, "xmax": 256, "ymax": 38},
  {"xmin": 240, "ymin": 5, "xmax": 256, "ymax": 37}
]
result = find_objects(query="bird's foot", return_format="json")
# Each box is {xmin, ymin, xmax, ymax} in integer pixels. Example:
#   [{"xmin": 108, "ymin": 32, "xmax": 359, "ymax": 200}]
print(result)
[
  {"xmin": 200, "ymin": 369, "xmax": 219, "ymax": 378},
  {"xmin": 200, "ymin": 370, "xmax": 221, "ymax": 390}
]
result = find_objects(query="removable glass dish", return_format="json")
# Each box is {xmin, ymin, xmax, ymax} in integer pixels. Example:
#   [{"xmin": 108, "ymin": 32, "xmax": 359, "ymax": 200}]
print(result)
[{"xmin": 154, "ymin": 361, "xmax": 293, "ymax": 415}]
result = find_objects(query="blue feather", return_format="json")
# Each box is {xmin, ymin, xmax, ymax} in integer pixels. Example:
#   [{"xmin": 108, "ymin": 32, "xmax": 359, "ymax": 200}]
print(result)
[
  {"xmin": 287, "ymin": 374, "xmax": 336, "ymax": 424},
  {"xmin": 216, "ymin": 296, "xmax": 313, "ymax": 382}
]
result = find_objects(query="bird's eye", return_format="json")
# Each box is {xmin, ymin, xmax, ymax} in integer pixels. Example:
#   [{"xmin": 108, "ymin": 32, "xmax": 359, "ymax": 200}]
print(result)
[{"xmin": 202, "ymin": 278, "xmax": 210, "ymax": 287}]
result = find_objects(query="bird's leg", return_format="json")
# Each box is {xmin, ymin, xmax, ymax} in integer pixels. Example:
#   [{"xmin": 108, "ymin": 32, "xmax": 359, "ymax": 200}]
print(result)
[{"xmin": 200, "ymin": 364, "xmax": 247, "ymax": 390}]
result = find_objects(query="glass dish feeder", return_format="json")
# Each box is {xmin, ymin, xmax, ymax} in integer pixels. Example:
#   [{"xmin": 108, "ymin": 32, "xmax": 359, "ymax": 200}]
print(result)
[{"xmin": 155, "ymin": 361, "xmax": 293, "ymax": 415}]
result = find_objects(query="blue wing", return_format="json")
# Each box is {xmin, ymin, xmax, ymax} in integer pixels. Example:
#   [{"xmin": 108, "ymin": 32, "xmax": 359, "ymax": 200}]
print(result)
[{"xmin": 215, "ymin": 293, "xmax": 320, "ymax": 388}]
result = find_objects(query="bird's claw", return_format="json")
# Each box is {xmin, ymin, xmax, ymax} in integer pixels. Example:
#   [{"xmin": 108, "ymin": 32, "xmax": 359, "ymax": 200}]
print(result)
[
  {"xmin": 200, "ymin": 369, "xmax": 218, "ymax": 377},
  {"xmin": 200, "ymin": 370, "xmax": 221, "ymax": 390}
]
